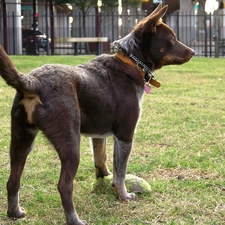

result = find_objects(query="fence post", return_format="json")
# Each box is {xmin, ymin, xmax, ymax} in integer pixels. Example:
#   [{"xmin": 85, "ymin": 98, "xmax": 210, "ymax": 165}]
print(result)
[
  {"xmin": 204, "ymin": 12, "xmax": 207, "ymax": 57},
  {"xmin": 176, "ymin": 11, "xmax": 179, "ymax": 40},
  {"xmin": 79, "ymin": 11, "xmax": 82, "ymax": 54},
  {"xmin": 214, "ymin": 9, "xmax": 220, "ymax": 58},
  {"xmin": 12, "ymin": 12, "xmax": 15, "ymax": 55},
  {"xmin": 209, "ymin": 13, "xmax": 212, "ymax": 57},
  {"xmin": 3, "ymin": 0, "xmax": 8, "ymax": 53},
  {"xmin": 32, "ymin": 0, "xmax": 38, "ymax": 55},
  {"xmin": 112, "ymin": 10, "xmax": 114, "ymax": 44},
  {"xmin": 45, "ymin": 0, "xmax": 50, "ymax": 55},
  {"xmin": 50, "ymin": 0, "xmax": 54, "ymax": 55}
]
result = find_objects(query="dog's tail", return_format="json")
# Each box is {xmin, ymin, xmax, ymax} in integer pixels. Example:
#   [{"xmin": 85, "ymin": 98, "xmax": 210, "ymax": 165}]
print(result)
[{"xmin": 0, "ymin": 45, "xmax": 40, "ymax": 93}]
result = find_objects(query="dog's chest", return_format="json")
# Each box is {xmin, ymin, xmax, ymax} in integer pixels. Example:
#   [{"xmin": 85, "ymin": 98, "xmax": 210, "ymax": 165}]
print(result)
[{"xmin": 79, "ymin": 81, "xmax": 144, "ymax": 137}]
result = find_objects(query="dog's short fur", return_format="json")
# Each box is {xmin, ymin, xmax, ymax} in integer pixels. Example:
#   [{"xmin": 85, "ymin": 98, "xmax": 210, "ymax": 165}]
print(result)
[{"xmin": 0, "ymin": 4, "xmax": 194, "ymax": 225}]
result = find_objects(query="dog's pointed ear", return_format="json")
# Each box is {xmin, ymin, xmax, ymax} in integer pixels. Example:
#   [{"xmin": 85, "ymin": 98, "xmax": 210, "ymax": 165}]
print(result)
[
  {"xmin": 146, "ymin": 5, "xmax": 168, "ymax": 30},
  {"xmin": 135, "ymin": 4, "xmax": 168, "ymax": 34},
  {"xmin": 150, "ymin": 2, "xmax": 163, "ymax": 16},
  {"xmin": 145, "ymin": 5, "xmax": 168, "ymax": 30}
]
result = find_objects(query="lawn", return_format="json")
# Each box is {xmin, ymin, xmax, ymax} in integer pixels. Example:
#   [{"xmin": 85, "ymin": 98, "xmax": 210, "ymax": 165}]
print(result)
[{"xmin": 0, "ymin": 56, "xmax": 225, "ymax": 225}]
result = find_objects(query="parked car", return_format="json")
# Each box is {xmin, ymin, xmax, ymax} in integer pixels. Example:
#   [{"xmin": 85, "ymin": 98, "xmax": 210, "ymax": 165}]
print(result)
[{"xmin": 22, "ymin": 28, "xmax": 51, "ymax": 52}]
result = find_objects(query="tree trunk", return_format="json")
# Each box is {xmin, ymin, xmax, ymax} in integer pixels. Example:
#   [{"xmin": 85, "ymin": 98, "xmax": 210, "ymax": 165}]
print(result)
[
  {"xmin": 197, "ymin": 0, "xmax": 207, "ymax": 56},
  {"xmin": 82, "ymin": 10, "xmax": 90, "ymax": 54}
]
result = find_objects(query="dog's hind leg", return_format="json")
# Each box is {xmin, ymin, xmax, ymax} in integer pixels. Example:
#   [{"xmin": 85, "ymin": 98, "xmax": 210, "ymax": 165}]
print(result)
[
  {"xmin": 57, "ymin": 140, "xmax": 83, "ymax": 225},
  {"xmin": 112, "ymin": 136, "xmax": 136, "ymax": 201},
  {"xmin": 7, "ymin": 103, "xmax": 38, "ymax": 219},
  {"xmin": 40, "ymin": 117, "xmax": 86, "ymax": 225},
  {"xmin": 92, "ymin": 138, "xmax": 111, "ymax": 178}
]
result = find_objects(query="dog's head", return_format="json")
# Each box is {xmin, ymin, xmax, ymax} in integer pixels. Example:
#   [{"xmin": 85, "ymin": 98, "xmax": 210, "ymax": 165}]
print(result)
[{"xmin": 113, "ymin": 3, "xmax": 195, "ymax": 70}]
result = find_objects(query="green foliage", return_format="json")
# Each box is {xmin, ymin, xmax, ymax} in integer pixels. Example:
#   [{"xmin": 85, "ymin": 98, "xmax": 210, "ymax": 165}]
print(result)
[
  {"xmin": 0, "ymin": 56, "xmax": 225, "ymax": 224},
  {"xmin": 53, "ymin": 0, "xmax": 139, "ymax": 8},
  {"xmin": 73, "ymin": 0, "xmax": 95, "ymax": 12},
  {"xmin": 101, "ymin": 0, "xmax": 119, "ymax": 11},
  {"xmin": 54, "ymin": 0, "xmax": 118, "ymax": 11},
  {"xmin": 54, "ymin": 0, "xmax": 74, "ymax": 4},
  {"xmin": 122, "ymin": 0, "xmax": 141, "ymax": 7}
]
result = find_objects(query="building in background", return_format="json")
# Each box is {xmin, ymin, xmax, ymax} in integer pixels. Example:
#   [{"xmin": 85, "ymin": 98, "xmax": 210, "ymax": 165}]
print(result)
[{"xmin": 1, "ymin": 0, "xmax": 225, "ymax": 56}]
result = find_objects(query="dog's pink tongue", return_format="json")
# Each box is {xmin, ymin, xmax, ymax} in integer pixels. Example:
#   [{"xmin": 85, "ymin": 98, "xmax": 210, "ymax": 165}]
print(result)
[{"xmin": 144, "ymin": 84, "xmax": 151, "ymax": 94}]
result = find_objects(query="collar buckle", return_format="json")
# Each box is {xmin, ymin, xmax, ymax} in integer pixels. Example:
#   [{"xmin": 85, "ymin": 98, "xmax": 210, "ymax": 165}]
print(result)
[{"xmin": 115, "ymin": 46, "xmax": 161, "ymax": 88}]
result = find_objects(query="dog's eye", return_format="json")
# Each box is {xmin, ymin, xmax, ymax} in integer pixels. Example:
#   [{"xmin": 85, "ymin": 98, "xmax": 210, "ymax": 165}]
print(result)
[{"xmin": 168, "ymin": 39, "xmax": 175, "ymax": 48}]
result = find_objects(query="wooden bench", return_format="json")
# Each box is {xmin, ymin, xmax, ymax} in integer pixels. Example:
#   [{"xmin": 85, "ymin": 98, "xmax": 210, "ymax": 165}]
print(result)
[{"xmin": 55, "ymin": 37, "xmax": 108, "ymax": 55}]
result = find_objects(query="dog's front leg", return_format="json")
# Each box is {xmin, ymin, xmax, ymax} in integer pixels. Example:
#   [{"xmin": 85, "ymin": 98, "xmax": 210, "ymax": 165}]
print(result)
[
  {"xmin": 92, "ymin": 138, "xmax": 111, "ymax": 178},
  {"xmin": 112, "ymin": 136, "xmax": 136, "ymax": 201}
]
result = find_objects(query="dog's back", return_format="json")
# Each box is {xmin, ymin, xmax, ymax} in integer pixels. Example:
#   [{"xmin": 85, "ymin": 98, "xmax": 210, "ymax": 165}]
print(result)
[{"xmin": 0, "ymin": 53, "xmax": 144, "ymax": 131}]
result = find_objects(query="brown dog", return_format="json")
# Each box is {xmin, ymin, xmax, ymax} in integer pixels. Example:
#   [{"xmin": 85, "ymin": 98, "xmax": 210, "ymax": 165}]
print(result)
[{"xmin": 0, "ymin": 4, "xmax": 194, "ymax": 225}]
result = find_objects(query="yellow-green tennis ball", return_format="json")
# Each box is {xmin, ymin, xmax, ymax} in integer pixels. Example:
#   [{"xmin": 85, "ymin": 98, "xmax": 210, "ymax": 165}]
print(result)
[
  {"xmin": 92, "ymin": 174, "xmax": 151, "ymax": 194},
  {"xmin": 92, "ymin": 174, "xmax": 114, "ymax": 194},
  {"xmin": 125, "ymin": 174, "xmax": 151, "ymax": 193}
]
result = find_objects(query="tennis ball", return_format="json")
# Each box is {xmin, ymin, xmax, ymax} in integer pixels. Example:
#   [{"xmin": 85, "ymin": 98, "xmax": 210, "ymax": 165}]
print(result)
[
  {"xmin": 92, "ymin": 174, "xmax": 151, "ymax": 194},
  {"xmin": 125, "ymin": 174, "xmax": 151, "ymax": 193},
  {"xmin": 92, "ymin": 174, "xmax": 114, "ymax": 194}
]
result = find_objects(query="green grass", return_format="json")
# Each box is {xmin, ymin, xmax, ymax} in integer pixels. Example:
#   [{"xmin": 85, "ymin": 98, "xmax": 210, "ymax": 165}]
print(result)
[{"xmin": 0, "ymin": 56, "xmax": 225, "ymax": 225}]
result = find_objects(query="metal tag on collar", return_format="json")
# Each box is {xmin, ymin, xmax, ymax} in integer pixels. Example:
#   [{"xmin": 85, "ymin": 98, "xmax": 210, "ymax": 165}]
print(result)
[
  {"xmin": 144, "ymin": 73, "xmax": 151, "ymax": 94},
  {"xmin": 144, "ymin": 82, "xmax": 151, "ymax": 94}
]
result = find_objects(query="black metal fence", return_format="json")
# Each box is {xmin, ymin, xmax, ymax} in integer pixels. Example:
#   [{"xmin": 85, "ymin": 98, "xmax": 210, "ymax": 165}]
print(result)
[{"xmin": 1, "ymin": 8, "xmax": 225, "ymax": 57}]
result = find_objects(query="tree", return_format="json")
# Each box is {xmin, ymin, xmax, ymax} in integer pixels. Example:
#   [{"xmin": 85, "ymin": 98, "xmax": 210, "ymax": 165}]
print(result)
[
  {"xmin": 72, "ymin": 0, "xmax": 118, "ymax": 53},
  {"xmin": 73, "ymin": 0, "xmax": 118, "ymax": 37},
  {"xmin": 54, "ymin": 0, "xmax": 140, "ymax": 38},
  {"xmin": 122, "ymin": 0, "xmax": 141, "ymax": 8},
  {"xmin": 196, "ymin": 0, "xmax": 208, "ymax": 56},
  {"xmin": 73, "ymin": 1, "xmax": 97, "ymax": 39},
  {"xmin": 54, "ymin": 0, "xmax": 74, "ymax": 4},
  {"xmin": 54, "ymin": 0, "xmax": 141, "ymax": 53}
]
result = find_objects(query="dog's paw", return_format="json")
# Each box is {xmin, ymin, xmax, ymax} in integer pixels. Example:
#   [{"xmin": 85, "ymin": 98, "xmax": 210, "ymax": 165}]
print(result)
[
  {"xmin": 76, "ymin": 220, "xmax": 88, "ymax": 225},
  {"xmin": 95, "ymin": 168, "xmax": 111, "ymax": 178},
  {"xmin": 120, "ymin": 192, "xmax": 137, "ymax": 202},
  {"xmin": 7, "ymin": 207, "xmax": 26, "ymax": 219}
]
